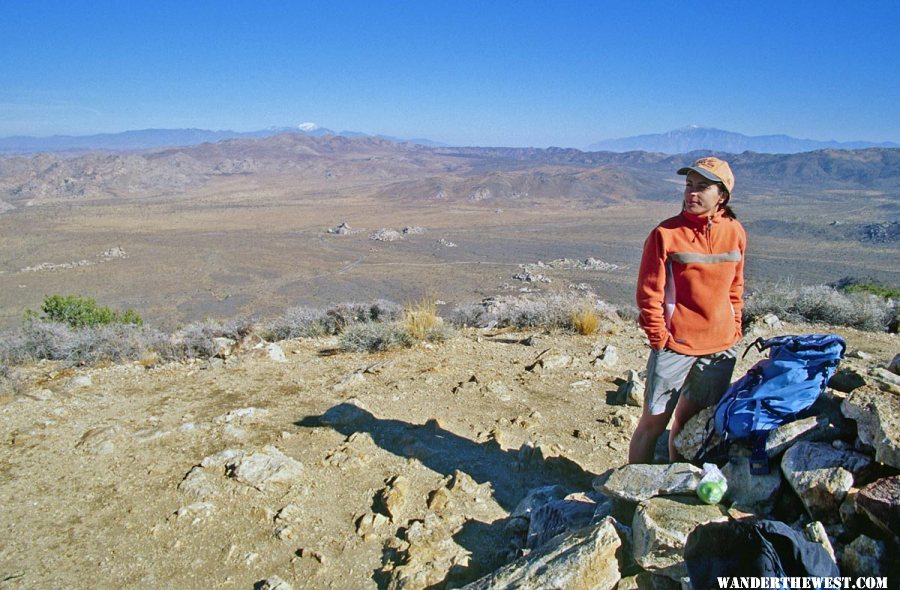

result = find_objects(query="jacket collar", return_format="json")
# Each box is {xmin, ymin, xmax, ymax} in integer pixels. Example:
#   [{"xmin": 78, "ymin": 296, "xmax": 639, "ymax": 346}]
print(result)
[{"xmin": 681, "ymin": 208, "xmax": 725, "ymax": 226}]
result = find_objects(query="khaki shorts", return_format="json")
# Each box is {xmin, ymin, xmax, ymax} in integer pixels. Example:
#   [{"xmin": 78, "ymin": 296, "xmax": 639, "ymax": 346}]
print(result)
[{"xmin": 644, "ymin": 347, "xmax": 737, "ymax": 415}]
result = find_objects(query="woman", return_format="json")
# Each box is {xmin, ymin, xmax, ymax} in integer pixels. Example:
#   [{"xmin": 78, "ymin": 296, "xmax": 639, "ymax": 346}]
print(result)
[{"xmin": 628, "ymin": 156, "xmax": 746, "ymax": 464}]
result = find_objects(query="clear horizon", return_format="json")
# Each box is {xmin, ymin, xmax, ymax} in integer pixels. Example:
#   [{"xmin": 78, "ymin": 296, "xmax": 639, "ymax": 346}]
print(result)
[{"xmin": 3, "ymin": 1, "xmax": 899, "ymax": 148}]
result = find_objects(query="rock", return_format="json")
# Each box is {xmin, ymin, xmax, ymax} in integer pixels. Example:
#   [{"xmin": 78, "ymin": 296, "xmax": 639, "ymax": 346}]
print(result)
[
  {"xmin": 67, "ymin": 375, "xmax": 93, "ymax": 389},
  {"xmin": 463, "ymin": 516, "xmax": 621, "ymax": 590},
  {"xmin": 376, "ymin": 475, "xmax": 410, "ymax": 522},
  {"xmin": 870, "ymin": 367, "xmax": 900, "ymax": 394},
  {"xmin": 803, "ymin": 521, "xmax": 836, "ymax": 563},
  {"xmin": 721, "ymin": 456, "xmax": 782, "ymax": 515},
  {"xmin": 319, "ymin": 400, "xmax": 372, "ymax": 428},
  {"xmin": 888, "ymin": 354, "xmax": 900, "ymax": 375},
  {"xmin": 178, "ymin": 466, "xmax": 219, "ymax": 498},
  {"xmin": 76, "ymin": 424, "xmax": 123, "ymax": 454},
  {"xmin": 618, "ymin": 370, "xmax": 644, "ymax": 407},
  {"xmin": 275, "ymin": 504, "xmax": 303, "ymax": 525},
  {"xmin": 383, "ymin": 514, "xmax": 471, "ymax": 590},
  {"xmin": 762, "ymin": 313, "xmax": 783, "ymax": 329},
  {"xmin": 370, "ymin": 228, "xmax": 404, "ymax": 241},
  {"xmin": 333, "ymin": 370, "xmax": 365, "ymax": 392},
  {"xmin": 528, "ymin": 351, "xmax": 572, "ymax": 371},
  {"xmin": 511, "ymin": 485, "xmax": 567, "ymax": 519},
  {"xmin": 596, "ymin": 463, "xmax": 703, "ymax": 503},
  {"xmin": 632, "ymin": 496, "xmax": 729, "ymax": 580},
  {"xmin": 764, "ymin": 414, "xmax": 831, "ymax": 457},
  {"xmin": 213, "ymin": 407, "xmax": 267, "ymax": 424},
  {"xmin": 856, "ymin": 475, "xmax": 900, "ymax": 536},
  {"xmin": 847, "ymin": 350, "xmax": 872, "ymax": 360},
  {"xmin": 592, "ymin": 344, "xmax": 619, "ymax": 369},
  {"xmin": 226, "ymin": 446, "xmax": 304, "ymax": 491},
  {"xmin": 829, "ymin": 367, "xmax": 867, "ymax": 393},
  {"xmin": 355, "ymin": 512, "xmax": 390, "ymax": 538},
  {"xmin": 672, "ymin": 407, "xmax": 717, "ymax": 461},
  {"xmin": 175, "ymin": 501, "xmax": 215, "ymax": 521},
  {"xmin": 266, "ymin": 343, "xmax": 286, "ymax": 362},
  {"xmin": 781, "ymin": 442, "xmax": 872, "ymax": 523},
  {"xmin": 256, "ymin": 576, "xmax": 293, "ymax": 590},
  {"xmin": 526, "ymin": 492, "xmax": 611, "ymax": 549},
  {"xmin": 841, "ymin": 388, "xmax": 900, "ymax": 469},
  {"xmin": 841, "ymin": 535, "xmax": 887, "ymax": 577},
  {"xmin": 212, "ymin": 337, "xmax": 236, "ymax": 358}
]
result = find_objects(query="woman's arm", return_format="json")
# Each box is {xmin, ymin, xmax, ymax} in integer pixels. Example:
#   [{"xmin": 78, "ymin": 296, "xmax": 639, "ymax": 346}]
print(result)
[{"xmin": 636, "ymin": 229, "xmax": 670, "ymax": 350}]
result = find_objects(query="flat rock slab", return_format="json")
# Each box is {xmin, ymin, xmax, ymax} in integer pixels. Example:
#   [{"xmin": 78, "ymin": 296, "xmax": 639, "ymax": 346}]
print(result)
[
  {"xmin": 463, "ymin": 516, "xmax": 621, "ymax": 590},
  {"xmin": 856, "ymin": 475, "xmax": 900, "ymax": 536},
  {"xmin": 781, "ymin": 441, "xmax": 872, "ymax": 523},
  {"xmin": 632, "ymin": 496, "xmax": 729, "ymax": 580},
  {"xmin": 226, "ymin": 446, "xmax": 304, "ymax": 491},
  {"xmin": 596, "ymin": 463, "xmax": 703, "ymax": 503},
  {"xmin": 841, "ymin": 388, "xmax": 900, "ymax": 469}
]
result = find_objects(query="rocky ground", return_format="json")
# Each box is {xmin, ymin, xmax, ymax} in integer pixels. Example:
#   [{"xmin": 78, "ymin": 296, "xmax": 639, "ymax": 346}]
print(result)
[{"xmin": 0, "ymin": 317, "xmax": 897, "ymax": 589}]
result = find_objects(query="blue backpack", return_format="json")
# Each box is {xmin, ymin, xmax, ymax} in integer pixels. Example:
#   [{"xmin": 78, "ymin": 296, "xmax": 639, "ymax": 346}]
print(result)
[{"xmin": 696, "ymin": 334, "xmax": 846, "ymax": 473}]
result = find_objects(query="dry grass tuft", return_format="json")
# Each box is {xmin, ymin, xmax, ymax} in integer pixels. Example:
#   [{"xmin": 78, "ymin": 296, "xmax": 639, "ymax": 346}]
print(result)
[
  {"xmin": 570, "ymin": 307, "xmax": 600, "ymax": 335},
  {"xmin": 404, "ymin": 298, "xmax": 444, "ymax": 340}
]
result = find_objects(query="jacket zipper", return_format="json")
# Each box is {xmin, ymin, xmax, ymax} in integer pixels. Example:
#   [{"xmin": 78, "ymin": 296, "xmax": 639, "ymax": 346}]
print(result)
[{"xmin": 706, "ymin": 218, "xmax": 713, "ymax": 254}]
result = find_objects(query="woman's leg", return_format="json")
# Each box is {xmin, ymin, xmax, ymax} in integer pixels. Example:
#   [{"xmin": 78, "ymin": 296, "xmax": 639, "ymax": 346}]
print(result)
[
  {"xmin": 668, "ymin": 395, "xmax": 706, "ymax": 462},
  {"xmin": 628, "ymin": 406, "xmax": 673, "ymax": 464}
]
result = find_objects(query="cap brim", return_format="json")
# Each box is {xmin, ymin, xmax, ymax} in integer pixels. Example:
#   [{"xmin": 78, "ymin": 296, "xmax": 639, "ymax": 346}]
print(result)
[{"xmin": 677, "ymin": 166, "xmax": 723, "ymax": 184}]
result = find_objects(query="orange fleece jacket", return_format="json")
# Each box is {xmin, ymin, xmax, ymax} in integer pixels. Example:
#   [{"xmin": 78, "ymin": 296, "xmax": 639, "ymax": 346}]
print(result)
[{"xmin": 637, "ymin": 209, "xmax": 746, "ymax": 355}]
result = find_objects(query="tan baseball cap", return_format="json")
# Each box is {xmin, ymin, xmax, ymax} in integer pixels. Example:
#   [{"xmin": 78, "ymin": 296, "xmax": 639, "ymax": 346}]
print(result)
[{"xmin": 678, "ymin": 157, "xmax": 735, "ymax": 194}]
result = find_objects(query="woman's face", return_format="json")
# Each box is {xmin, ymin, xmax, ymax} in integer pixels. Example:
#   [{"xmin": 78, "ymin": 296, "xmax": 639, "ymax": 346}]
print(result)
[{"xmin": 683, "ymin": 171, "xmax": 726, "ymax": 217}]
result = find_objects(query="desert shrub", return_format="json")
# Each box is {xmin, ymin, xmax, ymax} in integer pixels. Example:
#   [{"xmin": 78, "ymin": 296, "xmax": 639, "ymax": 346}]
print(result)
[
  {"xmin": 264, "ymin": 306, "xmax": 328, "ymax": 341},
  {"xmin": 449, "ymin": 293, "xmax": 602, "ymax": 330},
  {"xmin": 614, "ymin": 304, "xmax": 640, "ymax": 324},
  {"xmin": 744, "ymin": 283, "xmax": 895, "ymax": 332},
  {"xmin": 172, "ymin": 320, "xmax": 253, "ymax": 360},
  {"xmin": 26, "ymin": 294, "xmax": 143, "ymax": 328},
  {"xmin": 569, "ymin": 307, "xmax": 600, "ymax": 335},
  {"xmin": 0, "ymin": 320, "xmax": 169, "ymax": 365},
  {"xmin": 65, "ymin": 324, "xmax": 171, "ymax": 364},
  {"xmin": 338, "ymin": 322, "xmax": 414, "ymax": 353},
  {"xmin": 323, "ymin": 300, "xmax": 404, "ymax": 333}
]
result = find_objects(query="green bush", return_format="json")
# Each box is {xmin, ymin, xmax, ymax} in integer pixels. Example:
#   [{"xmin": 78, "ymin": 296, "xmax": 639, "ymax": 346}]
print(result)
[
  {"xmin": 840, "ymin": 284, "xmax": 900, "ymax": 299},
  {"xmin": 27, "ymin": 294, "xmax": 143, "ymax": 328}
]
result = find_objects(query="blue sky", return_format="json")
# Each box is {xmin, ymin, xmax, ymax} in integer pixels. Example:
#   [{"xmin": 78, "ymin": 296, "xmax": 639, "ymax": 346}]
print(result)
[{"xmin": 2, "ymin": 1, "xmax": 899, "ymax": 147}]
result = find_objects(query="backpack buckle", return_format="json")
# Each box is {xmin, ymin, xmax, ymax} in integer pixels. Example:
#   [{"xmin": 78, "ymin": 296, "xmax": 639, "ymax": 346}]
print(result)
[{"xmin": 749, "ymin": 431, "xmax": 769, "ymax": 475}]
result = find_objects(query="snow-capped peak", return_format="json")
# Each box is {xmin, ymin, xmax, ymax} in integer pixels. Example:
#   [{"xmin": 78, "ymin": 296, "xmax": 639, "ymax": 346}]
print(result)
[{"xmin": 297, "ymin": 122, "xmax": 320, "ymax": 132}]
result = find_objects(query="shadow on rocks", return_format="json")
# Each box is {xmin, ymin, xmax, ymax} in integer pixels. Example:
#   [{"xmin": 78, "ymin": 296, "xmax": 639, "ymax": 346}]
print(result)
[{"xmin": 296, "ymin": 402, "xmax": 598, "ymax": 588}]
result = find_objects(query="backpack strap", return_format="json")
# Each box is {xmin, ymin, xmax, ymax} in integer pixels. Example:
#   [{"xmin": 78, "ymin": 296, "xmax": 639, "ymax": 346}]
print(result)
[{"xmin": 742, "ymin": 337, "xmax": 766, "ymax": 359}]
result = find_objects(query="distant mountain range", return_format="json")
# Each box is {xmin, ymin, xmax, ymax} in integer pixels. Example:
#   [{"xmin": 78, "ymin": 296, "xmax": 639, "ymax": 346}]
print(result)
[
  {"xmin": 2, "ymin": 124, "xmax": 897, "ymax": 156},
  {"xmin": 0, "ymin": 125, "xmax": 447, "ymax": 154},
  {"xmin": 588, "ymin": 126, "xmax": 899, "ymax": 154}
]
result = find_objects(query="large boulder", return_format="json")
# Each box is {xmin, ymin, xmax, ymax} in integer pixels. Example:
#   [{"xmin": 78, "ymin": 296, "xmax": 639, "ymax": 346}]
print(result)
[
  {"xmin": 672, "ymin": 407, "xmax": 716, "ymax": 461},
  {"xmin": 596, "ymin": 463, "xmax": 703, "ymax": 503},
  {"xmin": 781, "ymin": 442, "xmax": 872, "ymax": 523},
  {"xmin": 462, "ymin": 516, "xmax": 622, "ymax": 590},
  {"xmin": 841, "ymin": 388, "xmax": 900, "ymax": 469},
  {"xmin": 526, "ymin": 491, "xmax": 610, "ymax": 550},
  {"xmin": 841, "ymin": 535, "xmax": 887, "ymax": 577},
  {"xmin": 721, "ymin": 455, "xmax": 783, "ymax": 515},
  {"xmin": 632, "ymin": 496, "xmax": 729, "ymax": 580},
  {"xmin": 855, "ymin": 475, "xmax": 900, "ymax": 536}
]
